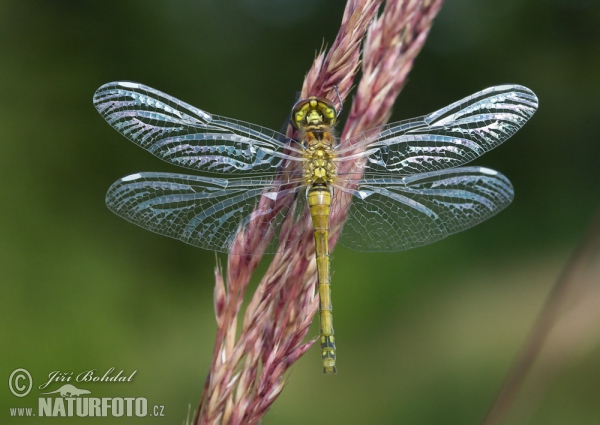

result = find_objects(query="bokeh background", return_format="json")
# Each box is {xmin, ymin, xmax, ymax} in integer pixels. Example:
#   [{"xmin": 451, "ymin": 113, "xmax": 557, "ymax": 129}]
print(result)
[{"xmin": 2, "ymin": 0, "xmax": 599, "ymax": 424}]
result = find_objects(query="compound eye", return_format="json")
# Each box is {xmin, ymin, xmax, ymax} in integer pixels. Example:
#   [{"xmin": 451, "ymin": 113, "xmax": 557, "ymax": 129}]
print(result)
[
  {"xmin": 291, "ymin": 96, "xmax": 338, "ymax": 128},
  {"xmin": 291, "ymin": 98, "xmax": 314, "ymax": 129},
  {"xmin": 317, "ymin": 101, "xmax": 337, "ymax": 126},
  {"xmin": 325, "ymin": 107, "xmax": 336, "ymax": 125}
]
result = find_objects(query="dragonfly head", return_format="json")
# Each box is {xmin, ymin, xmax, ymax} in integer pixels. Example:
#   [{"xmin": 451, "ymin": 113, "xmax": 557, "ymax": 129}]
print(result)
[{"xmin": 291, "ymin": 96, "xmax": 337, "ymax": 130}]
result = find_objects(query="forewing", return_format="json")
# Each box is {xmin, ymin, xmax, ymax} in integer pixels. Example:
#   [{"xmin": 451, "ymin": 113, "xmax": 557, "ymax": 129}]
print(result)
[
  {"xmin": 94, "ymin": 82, "xmax": 303, "ymax": 174},
  {"xmin": 106, "ymin": 172, "xmax": 306, "ymax": 254},
  {"xmin": 335, "ymin": 167, "xmax": 514, "ymax": 251},
  {"xmin": 337, "ymin": 85, "xmax": 538, "ymax": 175}
]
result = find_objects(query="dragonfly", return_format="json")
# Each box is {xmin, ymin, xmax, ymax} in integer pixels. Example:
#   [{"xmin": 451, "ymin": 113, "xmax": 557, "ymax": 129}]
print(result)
[{"xmin": 94, "ymin": 81, "xmax": 538, "ymax": 374}]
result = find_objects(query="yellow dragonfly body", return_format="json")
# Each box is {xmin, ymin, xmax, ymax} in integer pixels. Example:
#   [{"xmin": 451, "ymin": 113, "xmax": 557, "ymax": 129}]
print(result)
[
  {"xmin": 293, "ymin": 96, "xmax": 339, "ymax": 373},
  {"xmin": 94, "ymin": 82, "xmax": 538, "ymax": 373}
]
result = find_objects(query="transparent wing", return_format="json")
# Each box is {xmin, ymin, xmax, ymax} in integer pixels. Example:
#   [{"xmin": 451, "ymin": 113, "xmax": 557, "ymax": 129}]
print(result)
[
  {"xmin": 94, "ymin": 82, "xmax": 304, "ymax": 175},
  {"xmin": 105, "ymin": 172, "xmax": 308, "ymax": 254},
  {"xmin": 334, "ymin": 167, "xmax": 514, "ymax": 251},
  {"xmin": 336, "ymin": 85, "xmax": 538, "ymax": 175}
]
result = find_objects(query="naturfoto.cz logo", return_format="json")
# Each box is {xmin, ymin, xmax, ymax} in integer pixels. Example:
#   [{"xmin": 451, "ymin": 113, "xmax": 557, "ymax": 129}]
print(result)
[{"xmin": 8, "ymin": 367, "xmax": 165, "ymax": 419}]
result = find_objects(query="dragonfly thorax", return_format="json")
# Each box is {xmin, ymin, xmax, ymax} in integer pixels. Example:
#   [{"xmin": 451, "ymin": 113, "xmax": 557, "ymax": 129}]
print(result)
[
  {"xmin": 292, "ymin": 96, "xmax": 338, "ymax": 185},
  {"xmin": 303, "ymin": 137, "xmax": 337, "ymax": 185}
]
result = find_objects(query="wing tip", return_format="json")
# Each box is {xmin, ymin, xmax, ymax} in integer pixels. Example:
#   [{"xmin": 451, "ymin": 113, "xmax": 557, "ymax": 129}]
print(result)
[
  {"xmin": 92, "ymin": 81, "xmax": 143, "ymax": 105},
  {"xmin": 493, "ymin": 83, "xmax": 539, "ymax": 112},
  {"xmin": 121, "ymin": 173, "xmax": 143, "ymax": 182},
  {"xmin": 116, "ymin": 81, "xmax": 140, "ymax": 89},
  {"xmin": 478, "ymin": 167, "xmax": 498, "ymax": 176}
]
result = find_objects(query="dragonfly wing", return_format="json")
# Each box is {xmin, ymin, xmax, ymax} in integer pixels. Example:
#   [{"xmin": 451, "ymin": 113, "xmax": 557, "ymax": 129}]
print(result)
[
  {"xmin": 337, "ymin": 85, "xmax": 538, "ymax": 175},
  {"xmin": 334, "ymin": 167, "xmax": 514, "ymax": 252},
  {"xmin": 106, "ymin": 172, "xmax": 306, "ymax": 254},
  {"xmin": 94, "ymin": 82, "xmax": 304, "ymax": 174}
]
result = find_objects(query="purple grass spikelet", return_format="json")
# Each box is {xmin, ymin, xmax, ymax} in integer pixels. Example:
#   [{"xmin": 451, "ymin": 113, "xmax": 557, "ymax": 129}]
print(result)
[{"xmin": 196, "ymin": 1, "xmax": 443, "ymax": 423}]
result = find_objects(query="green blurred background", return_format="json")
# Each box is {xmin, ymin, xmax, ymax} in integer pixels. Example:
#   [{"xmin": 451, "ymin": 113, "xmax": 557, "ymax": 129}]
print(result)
[{"xmin": 1, "ymin": 0, "xmax": 599, "ymax": 424}]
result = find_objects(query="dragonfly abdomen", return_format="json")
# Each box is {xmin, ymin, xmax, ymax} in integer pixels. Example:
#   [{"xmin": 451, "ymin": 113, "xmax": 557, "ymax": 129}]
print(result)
[{"xmin": 308, "ymin": 184, "xmax": 336, "ymax": 374}]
